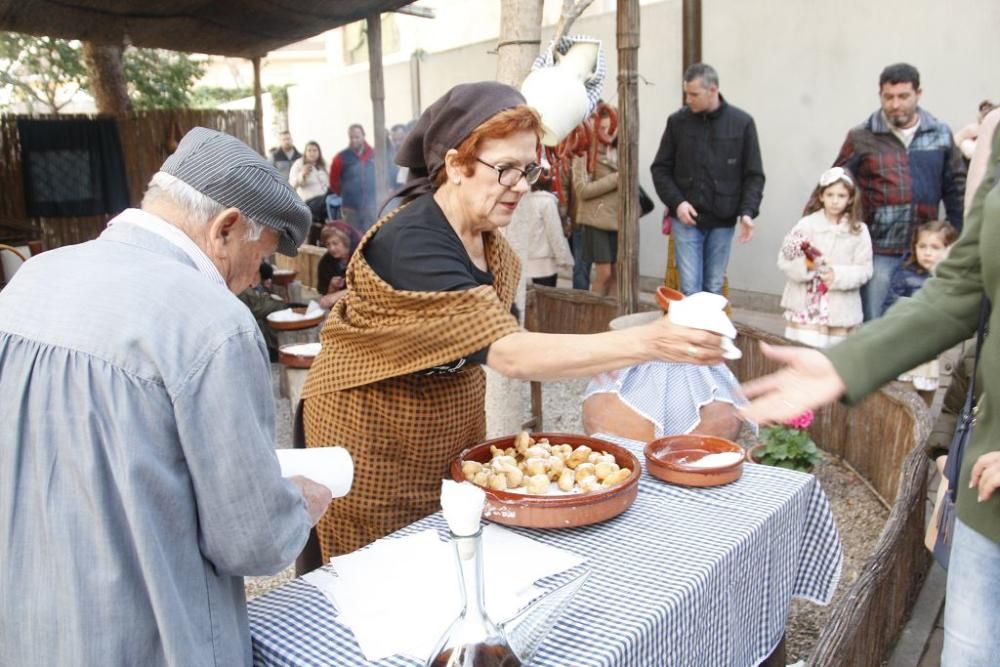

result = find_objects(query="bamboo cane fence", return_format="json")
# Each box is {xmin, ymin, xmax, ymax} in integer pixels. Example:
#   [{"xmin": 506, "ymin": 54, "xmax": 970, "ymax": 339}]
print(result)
[{"xmin": 0, "ymin": 109, "xmax": 260, "ymax": 251}]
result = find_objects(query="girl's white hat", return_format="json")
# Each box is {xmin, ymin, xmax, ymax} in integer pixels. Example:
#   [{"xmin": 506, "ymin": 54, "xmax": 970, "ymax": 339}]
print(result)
[{"xmin": 818, "ymin": 166, "xmax": 853, "ymax": 187}]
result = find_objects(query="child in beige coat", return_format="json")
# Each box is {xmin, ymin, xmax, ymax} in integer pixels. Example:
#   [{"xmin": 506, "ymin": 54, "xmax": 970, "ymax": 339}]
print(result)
[{"xmin": 778, "ymin": 167, "xmax": 873, "ymax": 347}]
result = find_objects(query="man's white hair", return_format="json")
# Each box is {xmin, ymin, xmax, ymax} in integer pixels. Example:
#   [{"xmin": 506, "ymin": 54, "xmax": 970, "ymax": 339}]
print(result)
[{"xmin": 141, "ymin": 171, "xmax": 265, "ymax": 241}]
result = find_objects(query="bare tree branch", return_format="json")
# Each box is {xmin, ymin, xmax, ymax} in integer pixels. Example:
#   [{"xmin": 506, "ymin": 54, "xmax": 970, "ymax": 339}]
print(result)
[{"xmin": 551, "ymin": 0, "xmax": 597, "ymax": 47}]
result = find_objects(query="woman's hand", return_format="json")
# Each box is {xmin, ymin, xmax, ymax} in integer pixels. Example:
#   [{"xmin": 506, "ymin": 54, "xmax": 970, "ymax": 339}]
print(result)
[
  {"xmin": 319, "ymin": 289, "xmax": 345, "ymax": 310},
  {"xmin": 970, "ymin": 451, "xmax": 1000, "ymax": 502},
  {"xmin": 741, "ymin": 342, "xmax": 846, "ymax": 425},
  {"xmin": 328, "ymin": 276, "xmax": 346, "ymax": 293},
  {"xmin": 638, "ymin": 316, "xmax": 725, "ymax": 365},
  {"xmin": 819, "ymin": 267, "xmax": 836, "ymax": 286}
]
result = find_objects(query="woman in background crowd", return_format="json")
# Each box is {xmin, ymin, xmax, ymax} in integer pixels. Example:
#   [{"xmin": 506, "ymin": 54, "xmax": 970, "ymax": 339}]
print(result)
[
  {"xmin": 572, "ymin": 106, "xmax": 619, "ymax": 297},
  {"xmin": 316, "ymin": 221, "xmax": 359, "ymax": 310},
  {"xmin": 289, "ymin": 141, "xmax": 329, "ymax": 243},
  {"xmin": 510, "ymin": 175, "xmax": 574, "ymax": 286}
]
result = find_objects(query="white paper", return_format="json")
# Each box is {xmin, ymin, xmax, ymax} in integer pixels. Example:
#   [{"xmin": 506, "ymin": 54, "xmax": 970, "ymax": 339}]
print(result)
[
  {"xmin": 266, "ymin": 300, "xmax": 325, "ymax": 323},
  {"xmin": 314, "ymin": 525, "xmax": 587, "ymax": 662},
  {"xmin": 276, "ymin": 447, "xmax": 353, "ymax": 497}
]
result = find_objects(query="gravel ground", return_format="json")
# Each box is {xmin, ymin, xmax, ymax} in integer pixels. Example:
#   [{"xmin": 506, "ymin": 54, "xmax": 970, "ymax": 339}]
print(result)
[
  {"xmin": 783, "ymin": 452, "xmax": 888, "ymax": 662},
  {"xmin": 246, "ymin": 374, "xmax": 890, "ymax": 665},
  {"xmin": 244, "ymin": 365, "xmax": 295, "ymax": 600}
]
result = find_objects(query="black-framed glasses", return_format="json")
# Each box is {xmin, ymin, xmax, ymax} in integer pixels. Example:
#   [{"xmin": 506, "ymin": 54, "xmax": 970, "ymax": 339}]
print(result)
[{"xmin": 475, "ymin": 158, "xmax": 543, "ymax": 187}]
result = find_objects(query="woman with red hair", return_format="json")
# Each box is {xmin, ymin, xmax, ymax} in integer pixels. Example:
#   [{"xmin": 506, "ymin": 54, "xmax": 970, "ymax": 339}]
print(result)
[
  {"xmin": 301, "ymin": 82, "xmax": 726, "ymax": 560},
  {"xmin": 316, "ymin": 221, "xmax": 359, "ymax": 309}
]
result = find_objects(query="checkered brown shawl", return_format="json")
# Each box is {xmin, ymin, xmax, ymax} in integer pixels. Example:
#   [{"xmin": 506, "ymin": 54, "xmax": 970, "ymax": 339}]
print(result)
[{"xmin": 301, "ymin": 203, "xmax": 522, "ymax": 558}]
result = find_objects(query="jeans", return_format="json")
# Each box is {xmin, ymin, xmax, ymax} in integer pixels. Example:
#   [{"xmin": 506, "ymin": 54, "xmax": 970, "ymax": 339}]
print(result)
[
  {"xmin": 941, "ymin": 519, "xmax": 1000, "ymax": 666},
  {"xmin": 325, "ymin": 194, "xmax": 342, "ymax": 221},
  {"xmin": 671, "ymin": 221, "xmax": 736, "ymax": 295},
  {"xmin": 860, "ymin": 254, "xmax": 902, "ymax": 321},
  {"xmin": 571, "ymin": 226, "xmax": 591, "ymax": 290}
]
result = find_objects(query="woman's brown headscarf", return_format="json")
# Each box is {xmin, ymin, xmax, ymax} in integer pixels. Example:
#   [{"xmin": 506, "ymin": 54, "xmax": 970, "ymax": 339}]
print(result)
[{"xmin": 394, "ymin": 81, "xmax": 527, "ymax": 201}]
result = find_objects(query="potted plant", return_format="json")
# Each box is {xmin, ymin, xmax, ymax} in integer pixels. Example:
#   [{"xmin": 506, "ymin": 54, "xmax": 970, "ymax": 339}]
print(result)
[{"xmin": 748, "ymin": 410, "xmax": 822, "ymax": 472}]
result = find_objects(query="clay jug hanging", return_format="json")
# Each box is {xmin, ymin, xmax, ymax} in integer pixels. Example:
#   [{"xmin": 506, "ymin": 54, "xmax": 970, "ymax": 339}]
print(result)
[{"xmin": 520, "ymin": 39, "xmax": 601, "ymax": 146}]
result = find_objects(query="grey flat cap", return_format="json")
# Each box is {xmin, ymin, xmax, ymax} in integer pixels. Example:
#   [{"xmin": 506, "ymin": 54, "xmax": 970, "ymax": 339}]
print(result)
[{"xmin": 161, "ymin": 127, "xmax": 310, "ymax": 256}]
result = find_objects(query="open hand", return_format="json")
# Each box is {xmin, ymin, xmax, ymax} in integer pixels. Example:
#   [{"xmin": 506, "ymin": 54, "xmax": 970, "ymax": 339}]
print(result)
[
  {"xmin": 740, "ymin": 342, "xmax": 846, "ymax": 425},
  {"xmin": 970, "ymin": 451, "xmax": 1000, "ymax": 502}
]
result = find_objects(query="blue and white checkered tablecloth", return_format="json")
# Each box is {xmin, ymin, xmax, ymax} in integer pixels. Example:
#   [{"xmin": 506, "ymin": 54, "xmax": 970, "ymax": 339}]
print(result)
[{"xmin": 249, "ymin": 434, "xmax": 843, "ymax": 667}]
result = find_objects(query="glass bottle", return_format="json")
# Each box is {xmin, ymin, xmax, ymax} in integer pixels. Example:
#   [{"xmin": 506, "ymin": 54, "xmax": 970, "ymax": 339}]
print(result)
[{"xmin": 426, "ymin": 530, "xmax": 522, "ymax": 667}]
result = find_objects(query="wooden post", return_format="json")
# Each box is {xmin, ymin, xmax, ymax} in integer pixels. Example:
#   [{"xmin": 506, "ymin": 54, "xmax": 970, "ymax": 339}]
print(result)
[
  {"xmin": 367, "ymin": 13, "xmax": 389, "ymax": 211},
  {"xmin": 682, "ymin": 0, "xmax": 702, "ymax": 73},
  {"xmin": 252, "ymin": 57, "xmax": 265, "ymax": 154},
  {"xmin": 409, "ymin": 50, "xmax": 423, "ymax": 118},
  {"xmin": 616, "ymin": 0, "xmax": 640, "ymax": 315}
]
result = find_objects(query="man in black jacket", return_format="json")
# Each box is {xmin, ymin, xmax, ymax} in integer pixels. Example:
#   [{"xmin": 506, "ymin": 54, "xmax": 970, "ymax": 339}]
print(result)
[
  {"xmin": 650, "ymin": 63, "xmax": 765, "ymax": 295},
  {"xmin": 268, "ymin": 131, "xmax": 301, "ymax": 182}
]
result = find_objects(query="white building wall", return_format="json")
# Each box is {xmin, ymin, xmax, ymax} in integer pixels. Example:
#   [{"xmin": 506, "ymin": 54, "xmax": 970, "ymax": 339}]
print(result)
[
  {"xmin": 285, "ymin": 0, "xmax": 1000, "ymax": 297},
  {"xmin": 704, "ymin": 0, "xmax": 1000, "ymax": 296}
]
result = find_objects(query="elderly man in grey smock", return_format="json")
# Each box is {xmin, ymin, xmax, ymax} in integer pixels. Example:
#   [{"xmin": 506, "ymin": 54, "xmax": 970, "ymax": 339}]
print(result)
[{"xmin": 0, "ymin": 128, "xmax": 333, "ymax": 666}]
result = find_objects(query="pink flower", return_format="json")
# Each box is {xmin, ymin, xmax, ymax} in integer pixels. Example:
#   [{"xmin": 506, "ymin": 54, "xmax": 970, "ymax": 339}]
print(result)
[{"xmin": 784, "ymin": 409, "xmax": 814, "ymax": 430}]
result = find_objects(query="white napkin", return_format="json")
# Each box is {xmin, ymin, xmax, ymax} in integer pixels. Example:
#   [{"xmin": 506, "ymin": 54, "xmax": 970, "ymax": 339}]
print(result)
[
  {"xmin": 440, "ymin": 480, "xmax": 486, "ymax": 536},
  {"xmin": 280, "ymin": 342, "xmax": 321, "ymax": 357},
  {"xmin": 668, "ymin": 291, "xmax": 742, "ymax": 359},
  {"xmin": 303, "ymin": 299, "xmax": 324, "ymax": 317},
  {"xmin": 266, "ymin": 300, "xmax": 326, "ymax": 322},
  {"xmin": 311, "ymin": 525, "xmax": 586, "ymax": 661},
  {"xmin": 276, "ymin": 447, "xmax": 353, "ymax": 497}
]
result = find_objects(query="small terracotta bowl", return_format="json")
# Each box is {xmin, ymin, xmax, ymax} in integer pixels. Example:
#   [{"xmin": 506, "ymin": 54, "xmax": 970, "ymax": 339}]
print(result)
[
  {"xmin": 278, "ymin": 342, "xmax": 321, "ymax": 369},
  {"xmin": 745, "ymin": 443, "xmax": 766, "ymax": 464},
  {"xmin": 272, "ymin": 268, "xmax": 297, "ymax": 286},
  {"xmin": 655, "ymin": 286, "xmax": 685, "ymax": 312},
  {"xmin": 644, "ymin": 434, "xmax": 745, "ymax": 487},
  {"xmin": 451, "ymin": 432, "xmax": 640, "ymax": 529}
]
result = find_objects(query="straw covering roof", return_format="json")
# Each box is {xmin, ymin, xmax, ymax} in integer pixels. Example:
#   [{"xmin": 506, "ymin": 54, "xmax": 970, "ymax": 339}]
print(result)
[{"xmin": 0, "ymin": 0, "xmax": 415, "ymax": 58}]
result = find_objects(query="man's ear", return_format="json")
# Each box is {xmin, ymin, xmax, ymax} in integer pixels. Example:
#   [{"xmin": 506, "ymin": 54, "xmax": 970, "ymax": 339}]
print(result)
[{"xmin": 206, "ymin": 208, "xmax": 243, "ymax": 255}]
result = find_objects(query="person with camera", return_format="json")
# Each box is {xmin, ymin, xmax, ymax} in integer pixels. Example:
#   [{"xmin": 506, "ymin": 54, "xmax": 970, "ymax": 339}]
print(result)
[{"xmin": 290, "ymin": 141, "xmax": 330, "ymax": 244}]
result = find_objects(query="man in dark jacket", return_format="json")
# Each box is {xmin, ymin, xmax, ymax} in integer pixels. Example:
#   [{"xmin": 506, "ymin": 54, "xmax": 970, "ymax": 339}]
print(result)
[
  {"xmin": 268, "ymin": 131, "xmax": 301, "ymax": 182},
  {"xmin": 830, "ymin": 63, "xmax": 965, "ymax": 321},
  {"xmin": 650, "ymin": 63, "xmax": 765, "ymax": 295},
  {"xmin": 328, "ymin": 123, "xmax": 377, "ymax": 233}
]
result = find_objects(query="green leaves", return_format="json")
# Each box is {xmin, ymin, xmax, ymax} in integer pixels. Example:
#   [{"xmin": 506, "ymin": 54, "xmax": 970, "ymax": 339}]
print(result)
[
  {"xmin": 757, "ymin": 425, "xmax": 822, "ymax": 472},
  {"xmin": 0, "ymin": 33, "xmax": 87, "ymax": 112},
  {"xmin": 1, "ymin": 32, "xmax": 204, "ymax": 113},
  {"xmin": 123, "ymin": 47, "xmax": 204, "ymax": 110}
]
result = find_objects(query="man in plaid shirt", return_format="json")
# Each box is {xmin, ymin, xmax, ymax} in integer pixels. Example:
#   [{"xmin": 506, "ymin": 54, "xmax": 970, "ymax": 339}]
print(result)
[{"xmin": 831, "ymin": 62, "xmax": 965, "ymax": 320}]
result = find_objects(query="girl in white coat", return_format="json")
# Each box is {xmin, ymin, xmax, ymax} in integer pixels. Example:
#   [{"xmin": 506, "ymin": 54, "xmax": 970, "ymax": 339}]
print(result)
[{"xmin": 778, "ymin": 167, "xmax": 873, "ymax": 347}]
